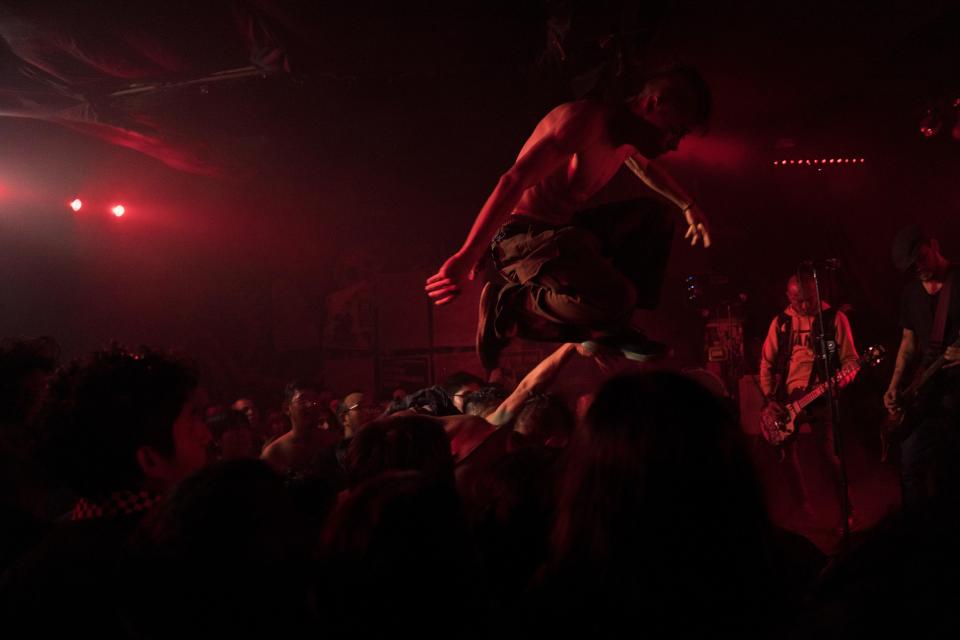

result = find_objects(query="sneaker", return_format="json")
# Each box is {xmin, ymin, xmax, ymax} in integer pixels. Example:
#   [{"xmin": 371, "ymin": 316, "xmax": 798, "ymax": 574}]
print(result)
[
  {"xmin": 476, "ymin": 281, "xmax": 511, "ymax": 371},
  {"xmin": 592, "ymin": 328, "xmax": 668, "ymax": 362}
]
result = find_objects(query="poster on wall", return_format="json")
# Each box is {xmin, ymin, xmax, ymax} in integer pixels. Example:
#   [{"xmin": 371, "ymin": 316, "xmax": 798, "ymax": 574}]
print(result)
[{"xmin": 323, "ymin": 281, "xmax": 375, "ymax": 351}]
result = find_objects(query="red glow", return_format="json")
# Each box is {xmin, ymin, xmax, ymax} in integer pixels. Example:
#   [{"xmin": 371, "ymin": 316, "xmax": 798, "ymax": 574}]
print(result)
[
  {"xmin": 773, "ymin": 160, "xmax": 779, "ymax": 165},
  {"xmin": 70, "ymin": 198, "xmax": 83, "ymax": 212},
  {"xmin": 859, "ymin": 158, "xmax": 865, "ymax": 163},
  {"xmin": 111, "ymin": 204, "xmax": 126, "ymax": 217}
]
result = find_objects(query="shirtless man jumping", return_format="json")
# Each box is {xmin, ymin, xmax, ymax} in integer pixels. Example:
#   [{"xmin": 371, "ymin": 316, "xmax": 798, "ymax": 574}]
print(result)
[{"xmin": 426, "ymin": 66, "xmax": 713, "ymax": 370}]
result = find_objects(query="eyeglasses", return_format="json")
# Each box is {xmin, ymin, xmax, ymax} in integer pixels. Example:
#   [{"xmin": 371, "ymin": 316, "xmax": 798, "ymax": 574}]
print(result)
[{"xmin": 346, "ymin": 402, "xmax": 379, "ymax": 411}]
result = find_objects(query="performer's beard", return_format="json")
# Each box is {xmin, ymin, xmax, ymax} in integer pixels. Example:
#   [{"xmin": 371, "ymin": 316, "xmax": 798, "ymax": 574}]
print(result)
[{"xmin": 609, "ymin": 105, "xmax": 669, "ymax": 158}]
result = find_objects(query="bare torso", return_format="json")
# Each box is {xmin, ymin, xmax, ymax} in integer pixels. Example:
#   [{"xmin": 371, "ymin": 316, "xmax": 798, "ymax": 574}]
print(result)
[
  {"xmin": 261, "ymin": 429, "xmax": 329, "ymax": 474},
  {"xmin": 512, "ymin": 101, "xmax": 638, "ymax": 225}
]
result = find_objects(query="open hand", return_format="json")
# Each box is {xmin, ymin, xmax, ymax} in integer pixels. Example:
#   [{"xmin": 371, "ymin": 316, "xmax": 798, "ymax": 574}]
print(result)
[
  {"xmin": 425, "ymin": 253, "xmax": 476, "ymax": 305},
  {"xmin": 683, "ymin": 205, "xmax": 712, "ymax": 248}
]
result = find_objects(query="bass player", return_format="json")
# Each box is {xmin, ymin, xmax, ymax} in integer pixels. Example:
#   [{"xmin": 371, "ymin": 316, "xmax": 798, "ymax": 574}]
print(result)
[{"xmin": 760, "ymin": 273, "xmax": 859, "ymax": 527}]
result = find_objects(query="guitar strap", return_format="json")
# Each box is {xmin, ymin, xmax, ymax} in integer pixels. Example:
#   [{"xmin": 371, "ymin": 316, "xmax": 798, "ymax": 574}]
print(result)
[
  {"xmin": 929, "ymin": 270, "xmax": 953, "ymax": 357},
  {"xmin": 806, "ymin": 307, "xmax": 838, "ymax": 389}
]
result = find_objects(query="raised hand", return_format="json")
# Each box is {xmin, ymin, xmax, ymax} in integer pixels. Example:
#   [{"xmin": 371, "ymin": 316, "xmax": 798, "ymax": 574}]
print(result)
[
  {"xmin": 425, "ymin": 253, "xmax": 476, "ymax": 305},
  {"xmin": 683, "ymin": 205, "xmax": 712, "ymax": 248}
]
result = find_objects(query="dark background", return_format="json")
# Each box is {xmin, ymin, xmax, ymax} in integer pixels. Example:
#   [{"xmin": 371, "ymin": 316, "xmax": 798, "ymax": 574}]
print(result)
[{"xmin": 1, "ymin": 1, "xmax": 958, "ymax": 402}]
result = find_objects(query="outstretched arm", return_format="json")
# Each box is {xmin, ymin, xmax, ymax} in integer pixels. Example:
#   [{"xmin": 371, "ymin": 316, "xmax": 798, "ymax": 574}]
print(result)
[
  {"xmin": 625, "ymin": 156, "xmax": 711, "ymax": 247},
  {"xmin": 425, "ymin": 105, "xmax": 601, "ymax": 305},
  {"xmin": 485, "ymin": 343, "xmax": 608, "ymax": 426}
]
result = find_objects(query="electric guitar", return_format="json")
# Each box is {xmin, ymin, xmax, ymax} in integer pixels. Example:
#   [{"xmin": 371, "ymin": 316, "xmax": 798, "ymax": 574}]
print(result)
[
  {"xmin": 760, "ymin": 345, "xmax": 886, "ymax": 447},
  {"xmin": 882, "ymin": 334, "xmax": 960, "ymax": 446}
]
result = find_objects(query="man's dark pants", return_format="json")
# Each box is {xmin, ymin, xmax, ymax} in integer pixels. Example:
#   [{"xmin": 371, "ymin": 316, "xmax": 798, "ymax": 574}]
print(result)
[{"xmin": 489, "ymin": 198, "xmax": 675, "ymax": 343}]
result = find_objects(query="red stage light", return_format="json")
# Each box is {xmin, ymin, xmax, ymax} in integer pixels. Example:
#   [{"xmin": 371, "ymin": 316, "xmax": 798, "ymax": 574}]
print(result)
[
  {"xmin": 789, "ymin": 160, "xmax": 795, "ymax": 164},
  {"xmin": 773, "ymin": 160, "xmax": 779, "ymax": 165},
  {"xmin": 70, "ymin": 198, "xmax": 82, "ymax": 212},
  {"xmin": 111, "ymin": 204, "xmax": 125, "ymax": 217}
]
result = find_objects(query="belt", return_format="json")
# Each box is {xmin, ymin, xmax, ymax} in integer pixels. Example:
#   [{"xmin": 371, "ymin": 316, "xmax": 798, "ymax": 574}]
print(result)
[{"xmin": 491, "ymin": 216, "xmax": 559, "ymax": 244}]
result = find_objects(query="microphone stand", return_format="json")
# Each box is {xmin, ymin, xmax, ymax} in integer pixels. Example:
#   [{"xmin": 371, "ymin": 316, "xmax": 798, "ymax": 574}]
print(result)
[{"xmin": 802, "ymin": 261, "xmax": 852, "ymax": 546}]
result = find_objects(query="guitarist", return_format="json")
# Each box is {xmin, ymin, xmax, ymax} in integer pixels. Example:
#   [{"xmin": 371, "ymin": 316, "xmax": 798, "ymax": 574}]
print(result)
[
  {"xmin": 760, "ymin": 274, "xmax": 859, "ymax": 524},
  {"xmin": 884, "ymin": 226, "xmax": 960, "ymax": 510}
]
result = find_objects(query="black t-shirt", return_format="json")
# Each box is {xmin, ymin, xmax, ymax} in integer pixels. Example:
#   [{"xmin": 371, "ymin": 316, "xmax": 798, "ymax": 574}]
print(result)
[{"xmin": 900, "ymin": 276, "xmax": 960, "ymax": 365}]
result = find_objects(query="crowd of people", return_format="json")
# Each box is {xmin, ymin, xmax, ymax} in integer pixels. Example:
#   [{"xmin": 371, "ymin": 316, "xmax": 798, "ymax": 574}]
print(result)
[{"xmin": 1, "ymin": 334, "xmax": 959, "ymax": 638}]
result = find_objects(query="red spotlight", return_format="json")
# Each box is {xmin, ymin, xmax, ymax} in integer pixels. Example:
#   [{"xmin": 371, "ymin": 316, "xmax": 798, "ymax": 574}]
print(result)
[
  {"xmin": 859, "ymin": 158, "xmax": 865, "ymax": 163},
  {"xmin": 111, "ymin": 204, "xmax": 125, "ymax": 217},
  {"xmin": 69, "ymin": 198, "xmax": 83, "ymax": 212},
  {"xmin": 773, "ymin": 160, "xmax": 779, "ymax": 165},
  {"xmin": 789, "ymin": 159, "xmax": 795, "ymax": 164}
]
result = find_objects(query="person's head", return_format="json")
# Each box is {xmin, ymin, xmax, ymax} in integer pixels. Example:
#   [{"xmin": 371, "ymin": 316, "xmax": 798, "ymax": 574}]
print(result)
[
  {"xmin": 231, "ymin": 397, "xmax": 259, "ymax": 427},
  {"xmin": 344, "ymin": 414, "xmax": 454, "ymax": 489},
  {"xmin": 264, "ymin": 409, "xmax": 289, "ymax": 438},
  {"xmin": 206, "ymin": 409, "xmax": 257, "ymax": 461},
  {"xmin": 316, "ymin": 471, "xmax": 481, "ymax": 638},
  {"xmin": 0, "ymin": 336, "xmax": 59, "ymax": 431},
  {"xmin": 786, "ymin": 274, "xmax": 822, "ymax": 316},
  {"xmin": 625, "ymin": 65, "xmax": 712, "ymax": 155},
  {"xmin": 512, "ymin": 393, "xmax": 575, "ymax": 449},
  {"xmin": 546, "ymin": 372, "xmax": 773, "ymax": 640},
  {"xmin": 892, "ymin": 225, "xmax": 948, "ymax": 282},
  {"xmin": 43, "ymin": 346, "xmax": 211, "ymax": 498},
  {"xmin": 338, "ymin": 391, "xmax": 381, "ymax": 438},
  {"xmin": 913, "ymin": 240, "xmax": 948, "ymax": 281},
  {"xmin": 127, "ymin": 459, "xmax": 310, "ymax": 637},
  {"xmin": 462, "ymin": 385, "xmax": 509, "ymax": 418},
  {"xmin": 283, "ymin": 380, "xmax": 324, "ymax": 433},
  {"xmin": 441, "ymin": 371, "xmax": 485, "ymax": 412},
  {"xmin": 551, "ymin": 371, "xmax": 766, "ymax": 570}
]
